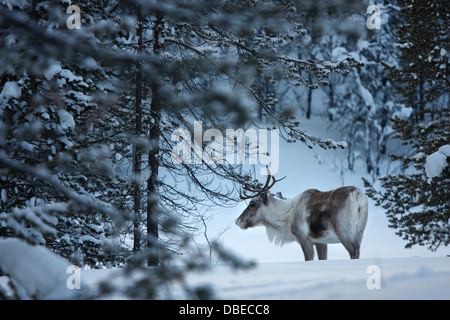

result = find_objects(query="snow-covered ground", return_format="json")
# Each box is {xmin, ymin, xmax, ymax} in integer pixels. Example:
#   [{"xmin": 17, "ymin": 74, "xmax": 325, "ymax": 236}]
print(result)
[
  {"xmin": 178, "ymin": 257, "xmax": 450, "ymax": 299},
  {"xmin": 3, "ymin": 238, "xmax": 449, "ymax": 299},
  {"xmin": 78, "ymin": 256, "xmax": 450, "ymax": 300},
  {"xmin": 181, "ymin": 257, "xmax": 450, "ymax": 299}
]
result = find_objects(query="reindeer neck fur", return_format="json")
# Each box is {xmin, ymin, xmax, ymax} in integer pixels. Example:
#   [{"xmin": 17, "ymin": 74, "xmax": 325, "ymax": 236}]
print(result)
[{"xmin": 260, "ymin": 195, "xmax": 300, "ymax": 246}]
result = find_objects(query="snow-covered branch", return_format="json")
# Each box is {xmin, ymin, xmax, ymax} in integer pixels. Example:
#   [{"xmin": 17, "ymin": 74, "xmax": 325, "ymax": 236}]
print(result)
[{"xmin": 0, "ymin": 151, "xmax": 122, "ymax": 223}]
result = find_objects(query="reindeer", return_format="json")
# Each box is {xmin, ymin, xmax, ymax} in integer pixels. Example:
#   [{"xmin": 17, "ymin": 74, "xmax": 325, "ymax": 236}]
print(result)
[{"xmin": 235, "ymin": 167, "xmax": 368, "ymax": 261}]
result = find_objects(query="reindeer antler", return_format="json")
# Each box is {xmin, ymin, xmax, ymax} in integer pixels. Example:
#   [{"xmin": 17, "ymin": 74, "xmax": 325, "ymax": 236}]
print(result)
[{"xmin": 239, "ymin": 166, "xmax": 286, "ymax": 200}]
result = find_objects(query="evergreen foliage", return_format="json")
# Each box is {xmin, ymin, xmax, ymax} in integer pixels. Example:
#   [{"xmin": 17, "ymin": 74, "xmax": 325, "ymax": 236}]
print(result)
[{"xmin": 363, "ymin": 0, "xmax": 449, "ymax": 251}]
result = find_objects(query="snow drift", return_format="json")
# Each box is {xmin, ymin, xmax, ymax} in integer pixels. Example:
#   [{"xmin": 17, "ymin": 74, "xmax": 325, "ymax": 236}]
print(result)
[
  {"xmin": 0, "ymin": 238, "xmax": 70, "ymax": 299},
  {"xmin": 180, "ymin": 257, "xmax": 450, "ymax": 299},
  {"xmin": 2, "ymin": 238, "xmax": 449, "ymax": 300}
]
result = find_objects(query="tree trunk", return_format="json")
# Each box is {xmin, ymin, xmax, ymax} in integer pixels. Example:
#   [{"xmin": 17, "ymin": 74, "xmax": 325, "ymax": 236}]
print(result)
[
  {"xmin": 132, "ymin": 6, "xmax": 143, "ymax": 254},
  {"xmin": 328, "ymin": 82, "xmax": 334, "ymax": 121},
  {"xmin": 147, "ymin": 13, "xmax": 163, "ymax": 266},
  {"xmin": 306, "ymin": 73, "xmax": 313, "ymax": 119}
]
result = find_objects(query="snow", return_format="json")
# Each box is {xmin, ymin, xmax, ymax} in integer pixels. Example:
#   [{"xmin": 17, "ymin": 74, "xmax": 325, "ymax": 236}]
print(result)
[
  {"xmin": 58, "ymin": 109, "xmax": 76, "ymax": 130},
  {"xmin": 56, "ymin": 135, "xmax": 74, "ymax": 148},
  {"xmin": 426, "ymin": 152, "xmax": 446, "ymax": 178},
  {"xmin": 425, "ymin": 145, "xmax": 449, "ymax": 180},
  {"xmin": 0, "ymin": 238, "xmax": 70, "ymax": 299},
  {"xmin": 393, "ymin": 105, "xmax": 413, "ymax": 118},
  {"xmin": 0, "ymin": 81, "xmax": 21, "ymax": 101},
  {"xmin": 336, "ymin": 141, "xmax": 347, "ymax": 149},
  {"xmin": 438, "ymin": 144, "xmax": 450, "ymax": 157},
  {"xmin": 81, "ymin": 57, "xmax": 100, "ymax": 70},
  {"xmin": 59, "ymin": 69, "xmax": 83, "ymax": 83},
  {"xmin": 356, "ymin": 78, "xmax": 375, "ymax": 111},
  {"xmin": 1, "ymin": 189, "xmax": 6, "ymax": 203},
  {"xmin": 43, "ymin": 61, "xmax": 62, "ymax": 81},
  {"xmin": 179, "ymin": 257, "xmax": 450, "ymax": 299},
  {"xmin": 20, "ymin": 141, "xmax": 35, "ymax": 151},
  {"xmin": 77, "ymin": 235, "xmax": 103, "ymax": 245},
  {"xmin": 3, "ymin": 245, "xmax": 449, "ymax": 299},
  {"xmin": 0, "ymin": 0, "xmax": 30, "ymax": 10}
]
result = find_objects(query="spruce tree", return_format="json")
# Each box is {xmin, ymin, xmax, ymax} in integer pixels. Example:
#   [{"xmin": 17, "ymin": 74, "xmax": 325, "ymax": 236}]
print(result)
[
  {"xmin": 363, "ymin": 0, "xmax": 449, "ymax": 251},
  {"xmin": 0, "ymin": 0, "xmax": 126, "ymax": 267}
]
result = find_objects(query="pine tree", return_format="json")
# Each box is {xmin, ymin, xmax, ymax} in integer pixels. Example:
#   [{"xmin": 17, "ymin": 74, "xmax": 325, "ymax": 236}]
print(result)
[
  {"xmin": 0, "ymin": 0, "xmax": 126, "ymax": 267},
  {"xmin": 363, "ymin": 0, "xmax": 450, "ymax": 251}
]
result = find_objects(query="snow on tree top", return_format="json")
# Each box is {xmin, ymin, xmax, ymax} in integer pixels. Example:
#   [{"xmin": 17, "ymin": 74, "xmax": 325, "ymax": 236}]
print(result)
[{"xmin": 425, "ymin": 145, "xmax": 450, "ymax": 181}]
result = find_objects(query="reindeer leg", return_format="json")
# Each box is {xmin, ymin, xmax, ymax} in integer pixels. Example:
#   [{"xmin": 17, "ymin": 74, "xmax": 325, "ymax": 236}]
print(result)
[
  {"xmin": 335, "ymin": 222, "xmax": 361, "ymax": 259},
  {"xmin": 291, "ymin": 218, "xmax": 314, "ymax": 261},
  {"xmin": 315, "ymin": 243, "xmax": 327, "ymax": 260},
  {"xmin": 340, "ymin": 238, "xmax": 360, "ymax": 259},
  {"xmin": 298, "ymin": 238, "xmax": 314, "ymax": 261}
]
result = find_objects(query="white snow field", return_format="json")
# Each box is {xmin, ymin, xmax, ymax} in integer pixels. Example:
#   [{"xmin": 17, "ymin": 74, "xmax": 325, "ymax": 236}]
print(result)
[
  {"xmin": 2, "ymin": 238, "xmax": 450, "ymax": 299},
  {"xmin": 178, "ymin": 257, "xmax": 450, "ymax": 300}
]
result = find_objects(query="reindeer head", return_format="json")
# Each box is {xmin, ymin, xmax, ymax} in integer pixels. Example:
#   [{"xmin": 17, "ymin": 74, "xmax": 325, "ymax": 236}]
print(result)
[{"xmin": 235, "ymin": 166, "xmax": 285, "ymax": 230}]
